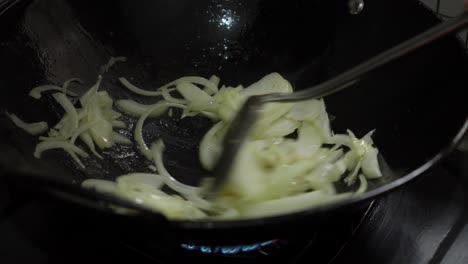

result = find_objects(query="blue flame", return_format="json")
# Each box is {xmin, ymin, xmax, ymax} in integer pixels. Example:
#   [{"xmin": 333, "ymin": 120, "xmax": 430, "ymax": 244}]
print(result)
[{"xmin": 180, "ymin": 239, "xmax": 278, "ymax": 255}]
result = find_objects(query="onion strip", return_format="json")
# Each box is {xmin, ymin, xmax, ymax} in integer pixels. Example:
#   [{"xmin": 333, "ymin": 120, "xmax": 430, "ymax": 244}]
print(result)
[
  {"xmin": 355, "ymin": 174, "xmax": 368, "ymax": 195},
  {"xmin": 134, "ymin": 103, "xmax": 170, "ymax": 160},
  {"xmin": 344, "ymin": 158, "xmax": 362, "ymax": 186},
  {"xmin": 82, "ymin": 179, "xmax": 117, "ymax": 193},
  {"xmin": 113, "ymin": 132, "xmax": 132, "ymax": 145},
  {"xmin": 29, "ymin": 85, "xmax": 77, "ymax": 99},
  {"xmin": 158, "ymin": 76, "xmax": 218, "ymax": 94},
  {"xmin": 161, "ymin": 87, "xmax": 186, "ymax": 104},
  {"xmin": 38, "ymin": 71, "xmax": 384, "ymax": 220},
  {"xmin": 53, "ymin": 93, "xmax": 79, "ymax": 136},
  {"xmin": 6, "ymin": 112, "xmax": 48, "ymax": 135},
  {"xmin": 112, "ymin": 120, "xmax": 127, "ymax": 128},
  {"xmin": 119, "ymin": 76, "xmax": 218, "ymax": 97},
  {"xmin": 62, "ymin": 78, "xmax": 83, "ymax": 95},
  {"xmin": 150, "ymin": 141, "xmax": 201, "ymax": 196},
  {"xmin": 70, "ymin": 121, "xmax": 99, "ymax": 144},
  {"xmin": 79, "ymin": 131, "xmax": 103, "ymax": 159},
  {"xmin": 117, "ymin": 173, "xmax": 166, "ymax": 190},
  {"xmin": 80, "ymin": 75, "xmax": 103, "ymax": 106},
  {"xmin": 64, "ymin": 148, "xmax": 86, "ymax": 168},
  {"xmin": 116, "ymin": 100, "xmax": 185, "ymax": 118},
  {"xmin": 118, "ymin": 77, "xmax": 164, "ymax": 96},
  {"xmin": 34, "ymin": 140, "xmax": 88, "ymax": 159}
]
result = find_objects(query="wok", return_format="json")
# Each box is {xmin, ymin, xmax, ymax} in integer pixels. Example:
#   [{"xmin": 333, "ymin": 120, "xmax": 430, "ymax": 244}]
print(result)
[{"xmin": 0, "ymin": 0, "xmax": 467, "ymax": 247}]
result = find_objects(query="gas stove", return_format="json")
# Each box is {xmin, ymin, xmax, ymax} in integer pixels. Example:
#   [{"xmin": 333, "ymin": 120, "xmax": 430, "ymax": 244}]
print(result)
[
  {"xmin": 0, "ymin": 148, "xmax": 467, "ymax": 264},
  {"xmin": 0, "ymin": 0, "xmax": 467, "ymax": 262}
]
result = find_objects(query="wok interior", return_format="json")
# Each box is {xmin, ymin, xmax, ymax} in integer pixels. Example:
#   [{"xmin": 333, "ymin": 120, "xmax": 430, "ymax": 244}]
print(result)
[{"xmin": 0, "ymin": 0, "xmax": 467, "ymax": 220}]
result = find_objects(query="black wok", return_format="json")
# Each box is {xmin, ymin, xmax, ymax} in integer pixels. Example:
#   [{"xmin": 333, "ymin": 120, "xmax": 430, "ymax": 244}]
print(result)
[{"xmin": 0, "ymin": 0, "xmax": 467, "ymax": 247}]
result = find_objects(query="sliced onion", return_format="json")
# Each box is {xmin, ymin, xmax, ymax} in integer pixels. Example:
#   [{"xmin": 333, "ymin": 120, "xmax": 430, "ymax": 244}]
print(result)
[
  {"xmin": 117, "ymin": 173, "xmax": 165, "ymax": 190},
  {"xmin": 286, "ymin": 99, "xmax": 323, "ymax": 121},
  {"xmin": 114, "ymin": 182, "xmax": 207, "ymax": 220},
  {"xmin": 62, "ymin": 78, "xmax": 83, "ymax": 95},
  {"xmin": 29, "ymin": 85, "xmax": 77, "ymax": 99},
  {"xmin": 200, "ymin": 111, "xmax": 218, "ymax": 120},
  {"xmin": 82, "ymin": 179, "xmax": 116, "ymax": 193},
  {"xmin": 165, "ymin": 76, "xmax": 218, "ymax": 95},
  {"xmin": 344, "ymin": 158, "xmax": 362, "ymax": 186},
  {"xmin": 214, "ymin": 86, "xmax": 243, "ymax": 121},
  {"xmin": 80, "ymin": 75, "xmax": 103, "ymax": 106},
  {"xmin": 118, "ymin": 77, "xmax": 164, "ymax": 96},
  {"xmin": 314, "ymin": 101, "xmax": 333, "ymax": 142},
  {"xmin": 362, "ymin": 130, "xmax": 375, "ymax": 145},
  {"xmin": 64, "ymin": 148, "xmax": 86, "ymax": 168},
  {"xmin": 355, "ymin": 174, "xmax": 368, "ymax": 195},
  {"xmin": 89, "ymin": 119, "xmax": 114, "ymax": 149},
  {"xmin": 254, "ymin": 103, "xmax": 294, "ymax": 135},
  {"xmin": 86, "ymin": 95, "xmax": 114, "ymax": 149},
  {"xmin": 253, "ymin": 118, "xmax": 299, "ymax": 139},
  {"xmin": 150, "ymin": 140, "xmax": 201, "ymax": 196},
  {"xmin": 79, "ymin": 131, "xmax": 103, "ymax": 159},
  {"xmin": 119, "ymin": 75, "xmax": 217, "ymax": 98},
  {"xmin": 240, "ymin": 72, "xmax": 292, "ymax": 98},
  {"xmin": 199, "ymin": 121, "xmax": 225, "ymax": 170},
  {"xmin": 6, "ymin": 112, "xmax": 48, "ymax": 135},
  {"xmin": 60, "ymin": 71, "xmax": 382, "ymax": 220},
  {"xmin": 239, "ymin": 191, "xmax": 352, "ymax": 218},
  {"xmin": 209, "ymin": 75, "xmax": 220, "ymax": 86},
  {"xmin": 361, "ymin": 147, "xmax": 382, "ymax": 179},
  {"xmin": 116, "ymin": 100, "xmax": 184, "ymax": 118},
  {"xmin": 34, "ymin": 140, "xmax": 88, "ymax": 159},
  {"xmin": 176, "ymin": 81, "xmax": 216, "ymax": 111},
  {"xmin": 205, "ymin": 75, "xmax": 220, "ymax": 95},
  {"xmin": 306, "ymin": 161, "xmax": 346, "ymax": 190},
  {"xmin": 221, "ymin": 141, "xmax": 270, "ymax": 200},
  {"xmin": 53, "ymin": 93, "xmax": 79, "ymax": 137},
  {"xmin": 298, "ymin": 121, "xmax": 323, "ymax": 147},
  {"xmin": 161, "ymin": 87, "xmax": 186, "ymax": 104},
  {"xmin": 113, "ymin": 132, "xmax": 132, "ymax": 145},
  {"xmin": 134, "ymin": 103, "xmax": 172, "ymax": 160},
  {"xmin": 112, "ymin": 120, "xmax": 127, "ymax": 129},
  {"xmin": 70, "ymin": 121, "xmax": 98, "ymax": 144},
  {"xmin": 104, "ymin": 110, "xmax": 122, "ymax": 120}
]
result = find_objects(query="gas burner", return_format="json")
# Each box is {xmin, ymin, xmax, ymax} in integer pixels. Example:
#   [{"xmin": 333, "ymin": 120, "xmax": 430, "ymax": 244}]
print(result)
[
  {"xmin": 180, "ymin": 239, "xmax": 281, "ymax": 256},
  {"xmin": 127, "ymin": 205, "xmax": 372, "ymax": 264}
]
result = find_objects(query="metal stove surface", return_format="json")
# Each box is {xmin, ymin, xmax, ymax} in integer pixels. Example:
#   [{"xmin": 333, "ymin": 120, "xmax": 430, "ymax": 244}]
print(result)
[{"xmin": 331, "ymin": 150, "xmax": 468, "ymax": 264}]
